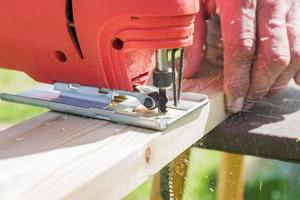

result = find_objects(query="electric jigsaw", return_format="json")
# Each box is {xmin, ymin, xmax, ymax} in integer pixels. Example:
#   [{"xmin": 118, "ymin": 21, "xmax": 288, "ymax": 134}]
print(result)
[{"xmin": 0, "ymin": 0, "xmax": 208, "ymax": 130}]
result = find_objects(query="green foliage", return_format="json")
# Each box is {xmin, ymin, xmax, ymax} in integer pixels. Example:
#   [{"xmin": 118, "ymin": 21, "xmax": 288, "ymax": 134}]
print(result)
[
  {"xmin": 0, "ymin": 102, "xmax": 45, "ymax": 122},
  {"xmin": 183, "ymin": 148, "xmax": 220, "ymax": 200},
  {"xmin": 246, "ymin": 177, "xmax": 288, "ymax": 200},
  {"xmin": 125, "ymin": 179, "xmax": 152, "ymax": 200},
  {"xmin": 245, "ymin": 161, "xmax": 300, "ymax": 200},
  {"xmin": 0, "ymin": 69, "xmax": 45, "ymax": 122}
]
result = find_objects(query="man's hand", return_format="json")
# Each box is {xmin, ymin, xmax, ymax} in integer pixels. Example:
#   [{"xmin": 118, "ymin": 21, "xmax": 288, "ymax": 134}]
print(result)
[
  {"xmin": 247, "ymin": 0, "xmax": 300, "ymax": 106},
  {"xmin": 186, "ymin": 0, "xmax": 300, "ymax": 113}
]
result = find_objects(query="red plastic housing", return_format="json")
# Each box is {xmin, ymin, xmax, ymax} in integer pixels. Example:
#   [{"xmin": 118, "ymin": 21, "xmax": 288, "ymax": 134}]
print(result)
[{"xmin": 0, "ymin": 0, "xmax": 199, "ymax": 90}]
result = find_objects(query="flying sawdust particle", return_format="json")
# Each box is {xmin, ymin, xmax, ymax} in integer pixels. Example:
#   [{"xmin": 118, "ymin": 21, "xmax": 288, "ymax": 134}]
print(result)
[
  {"xmin": 15, "ymin": 137, "xmax": 24, "ymax": 142},
  {"xmin": 259, "ymin": 180, "xmax": 263, "ymax": 191}
]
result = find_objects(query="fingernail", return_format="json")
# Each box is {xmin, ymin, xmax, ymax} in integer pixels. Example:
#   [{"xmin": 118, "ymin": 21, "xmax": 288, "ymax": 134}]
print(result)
[{"xmin": 226, "ymin": 96, "xmax": 245, "ymax": 113}]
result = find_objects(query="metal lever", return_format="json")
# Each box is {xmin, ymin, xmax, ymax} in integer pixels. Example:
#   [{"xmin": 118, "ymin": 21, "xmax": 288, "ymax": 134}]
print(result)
[
  {"xmin": 177, "ymin": 48, "xmax": 185, "ymax": 104},
  {"xmin": 170, "ymin": 48, "xmax": 185, "ymax": 107},
  {"xmin": 153, "ymin": 48, "xmax": 185, "ymax": 113},
  {"xmin": 171, "ymin": 49, "xmax": 178, "ymax": 107}
]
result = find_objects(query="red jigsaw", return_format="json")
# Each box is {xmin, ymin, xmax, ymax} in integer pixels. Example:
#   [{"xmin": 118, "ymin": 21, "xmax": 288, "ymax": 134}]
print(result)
[{"xmin": 0, "ymin": 0, "xmax": 199, "ymax": 91}]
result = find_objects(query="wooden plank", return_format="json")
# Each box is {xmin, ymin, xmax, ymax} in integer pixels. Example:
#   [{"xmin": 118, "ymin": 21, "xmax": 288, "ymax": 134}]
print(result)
[
  {"xmin": 0, "ymin": 75, "xmax": 227, "ymax": 200},
  {"xmin": 0, "ymin": 124, "xmax": 10, "ymax": 131},
  {"xmin": 200, "ymin": 81, "xmax": 300, "ymax": 163}
]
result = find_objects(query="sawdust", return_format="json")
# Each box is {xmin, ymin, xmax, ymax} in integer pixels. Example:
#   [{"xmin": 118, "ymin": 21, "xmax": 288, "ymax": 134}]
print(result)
[
  {"xmin": 15, "ymin": 137, "xmax": 24, "ymax": 142},
  {"xmin": 133, "ymin": 106, "xmax": 157, "ymax": 115}
]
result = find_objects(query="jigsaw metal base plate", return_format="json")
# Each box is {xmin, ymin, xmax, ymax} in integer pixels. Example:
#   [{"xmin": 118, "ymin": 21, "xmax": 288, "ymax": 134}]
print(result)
[{"xmin": 0, "ymin": 84, "xmax": 209, "ymax": 131}]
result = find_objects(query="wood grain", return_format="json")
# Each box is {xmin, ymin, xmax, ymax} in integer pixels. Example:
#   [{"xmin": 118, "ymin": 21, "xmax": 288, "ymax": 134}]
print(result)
[{"xmin": 0, "ymin": 76, "xmax": 227, "ymax": 200}]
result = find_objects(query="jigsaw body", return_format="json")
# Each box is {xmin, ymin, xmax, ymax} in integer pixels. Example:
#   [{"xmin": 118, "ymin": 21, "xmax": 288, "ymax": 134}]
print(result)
[
  {"xmin": 0, "ymin": 0, "xmax": 197, "ymax": 89},
  {"xmin": 0, "ymin": 0, "xmax": 209, "ymax": 130}
]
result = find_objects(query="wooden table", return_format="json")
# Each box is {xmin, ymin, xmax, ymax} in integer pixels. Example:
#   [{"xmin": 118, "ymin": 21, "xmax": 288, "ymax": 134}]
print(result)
[{"xmin": 200, "ymin": 81, "xmax": 300, "ymax": 163}]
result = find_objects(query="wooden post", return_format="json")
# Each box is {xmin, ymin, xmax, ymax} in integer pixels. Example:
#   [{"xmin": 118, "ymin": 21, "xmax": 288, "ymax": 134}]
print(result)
[
  {"xmin": 151, "ymin": 173, "xmax": 163, "ymax": 200},
  {"xmin": 217, "ymin": 153, "xmax": 245, "ymax": 200}
]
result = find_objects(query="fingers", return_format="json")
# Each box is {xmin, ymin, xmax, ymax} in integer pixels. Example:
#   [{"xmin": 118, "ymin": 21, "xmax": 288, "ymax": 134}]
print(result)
[
  {"xmin": 291, "ymin": 1, "xmax": 300, "ymax": 86},
  {"xmin": 269, "ymin": 0, "xmax": 300, "ymax": 95},
  {"xmin": 247, "ymin": 0, "xmax": 290, "ymax": 101},
  {"xmin": 295, "ymin": 71, "xmax": 300, "ymax": 85},
  {"xmin": 217, "ymin": 0, "xmax": 257, "ymax": 112},
  {"xmin": 184, "ymin": 2, "xmax": 207, "ymax": 78}
]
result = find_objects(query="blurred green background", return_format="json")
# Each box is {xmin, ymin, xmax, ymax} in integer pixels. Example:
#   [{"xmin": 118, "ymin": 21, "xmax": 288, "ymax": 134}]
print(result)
[
  {"xmin": 1, "ymin": 68, "xmax": 300, "ymax": 200},
  {"xmin": 0, "ymin": 69, "xmax": 45, "ymax": 123}
]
